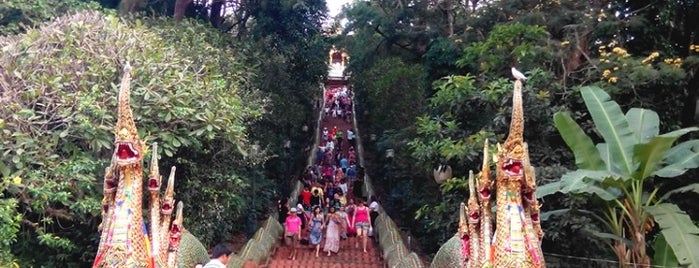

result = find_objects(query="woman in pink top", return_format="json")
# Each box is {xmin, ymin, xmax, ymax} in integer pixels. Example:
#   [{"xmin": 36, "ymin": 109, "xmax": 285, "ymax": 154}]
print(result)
[
  {"xmin": 284, "ymin": 207, "xmax": 302, "ymax": 260},
  {"xmin": 351, "ymin": 199, "xmax": 371, "ymax": 253}
]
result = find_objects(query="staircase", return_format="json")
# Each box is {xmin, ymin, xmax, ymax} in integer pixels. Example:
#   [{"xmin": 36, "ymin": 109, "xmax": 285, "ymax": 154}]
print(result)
[
  {"xmin": 264, "ymin": 80, "xmax": 384, "ymax": 268},
  {"xmin": 231, "ymin": 52, "xmax": 423, "ymax": 268},
  {"xmin": 265, "ymin": 238, "xmax": 384, "ymax": 268}
]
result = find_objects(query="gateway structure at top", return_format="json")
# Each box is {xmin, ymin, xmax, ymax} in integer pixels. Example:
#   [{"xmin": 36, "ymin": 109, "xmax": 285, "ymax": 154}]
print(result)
[{"xmin": 328, "ymin": 46, "xmax": 349, "ymax": 80}]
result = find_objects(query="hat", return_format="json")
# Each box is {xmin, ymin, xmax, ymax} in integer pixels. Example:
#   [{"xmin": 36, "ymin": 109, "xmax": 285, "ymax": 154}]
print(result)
[
  {"xmin": 210, "ymin": 244, "xmax": 232, "ymax": 258},
  {"xmin": 290, "ymin": 207, "xmax": 297, "ymax": 213}
]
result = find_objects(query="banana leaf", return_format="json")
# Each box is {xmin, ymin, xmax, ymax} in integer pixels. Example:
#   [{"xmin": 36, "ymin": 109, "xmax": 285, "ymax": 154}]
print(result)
[
  {"xmin": 658, "ymin": 183, "xmax": 699, "ymax": 202},
  {"xmin": 634, "ymin": 127, "xmax": 698, "ymax": 180},
  {"xmin": 553, "ymin": 111, "xmax": 605, "ymax": 170},
  {"xmin": 536, "ymin": 181, "xmax": 561, "ymax": 198},
  {"xmin": 655, "ymin": 139, "xmax": 699, "ymax": 178},
  {"xmin": 582, "ymin": 228, "xmax": 632, "ymax": 247},
  {"xmin": 652, "ymin": 233, "xmax": 679, "ymax": 267},
  {"xmin": 557, "ymin": 169, "xmax": 621, "ymax": 200},
  {"xmin": 580, "ymin": 86, "xmax": 636, "ymax": 176},
  {"xmin": 625, "ymin": 108, "xmax": 659, "ymax": 144},
  {"xmin": 597, "ymin": 143, "xmax": 611, "ymax": 172},
  {"xmin": 645, "ymin": 203, "xmax": 699, "ymax": 268},
  {"xmin": 539, "ymin": 209, "xmax": 568, "ymax": 221}
]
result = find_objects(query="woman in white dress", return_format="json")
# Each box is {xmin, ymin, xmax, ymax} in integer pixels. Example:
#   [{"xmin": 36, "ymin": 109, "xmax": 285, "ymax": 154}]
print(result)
[{"xmin": 323, "ymin": 206, "xmax": 341, "ymax": 256}]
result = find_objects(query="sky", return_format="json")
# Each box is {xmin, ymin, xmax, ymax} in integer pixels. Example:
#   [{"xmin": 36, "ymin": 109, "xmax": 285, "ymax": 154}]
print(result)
[{"xmin": 327, "ymin": 0, "xmax": 352, "ymax": 18}]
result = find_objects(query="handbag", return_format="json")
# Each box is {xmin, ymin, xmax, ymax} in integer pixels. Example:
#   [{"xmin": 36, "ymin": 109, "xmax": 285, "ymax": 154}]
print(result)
[{"xmin": 368, "ymin": 226, "xmax": 374, "ymax": 237}]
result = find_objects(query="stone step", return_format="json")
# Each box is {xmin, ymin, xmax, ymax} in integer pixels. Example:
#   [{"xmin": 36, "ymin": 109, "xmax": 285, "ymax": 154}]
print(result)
[{"xmin": 267, "ymin": 238, "xmax": 383, "ymax": 268}]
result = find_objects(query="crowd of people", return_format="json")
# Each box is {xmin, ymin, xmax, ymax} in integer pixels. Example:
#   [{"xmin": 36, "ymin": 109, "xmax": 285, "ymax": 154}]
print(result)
[
  {"xmin": 324, "ymin": 85, "xmax": 353, "ymax": 124},
  {"xmin": 281, "ymin": 197, "xmax": 379, "ymax": 260},
  {"xmin": 279, "ymin": 84, "xmax": 380, "ymax": 260}
]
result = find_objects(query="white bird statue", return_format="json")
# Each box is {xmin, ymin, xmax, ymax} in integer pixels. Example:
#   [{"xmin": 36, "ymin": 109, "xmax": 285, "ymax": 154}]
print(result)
[{"xmin": 511, "ymin": 67, "xmax": 527, "ymax": 81}]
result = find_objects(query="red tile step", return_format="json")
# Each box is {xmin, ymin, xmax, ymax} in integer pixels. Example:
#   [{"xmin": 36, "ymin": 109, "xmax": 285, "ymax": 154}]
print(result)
[{"xmin": 262, "ymin": 237, "xmax": 384, "ymax": 268}]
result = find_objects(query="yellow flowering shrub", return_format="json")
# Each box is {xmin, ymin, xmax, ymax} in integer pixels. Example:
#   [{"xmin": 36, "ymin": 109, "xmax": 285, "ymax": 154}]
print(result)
[{"xmin": 595, "ymin": 45, "xmax": 690, "ymax": 88}]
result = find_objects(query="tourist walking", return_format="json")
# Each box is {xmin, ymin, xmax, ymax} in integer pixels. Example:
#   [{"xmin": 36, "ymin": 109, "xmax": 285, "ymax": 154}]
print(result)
[
  {"xmin": 351, "ymin": 199, "xmax": 372, "ymax": 253},
  {"xmin": 369, "ymin": 196, "xmax": 380, "ymax": 228},
  {"xmin": 345, "ymin": 199, "xmax": 356, "ymax": 238},
  {"xmin": 324, "ymin": 206, "xmax": 341, "ymax": 256},
  {"xmin": 346, "ymin": 129, "xmax": 355, "ymax": 147},
  {"xmin": 338, "ymin": 205, "xmax": 349, "ymax": 246},
  {"xmin": 284, "ymin": 208, "xmax": 302, "ymax": 260},
  {"xmin": 203, "ymin": 244, "xmax": 232, "ymax": 268},
  {"xmin": 309, "ymin": 206, "xmax": 324, "ymax": 257}
]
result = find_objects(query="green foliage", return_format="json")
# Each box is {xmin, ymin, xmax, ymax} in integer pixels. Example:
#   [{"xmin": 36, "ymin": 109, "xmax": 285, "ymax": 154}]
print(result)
[
  {"xmin": 0, "ymin": 179, "xmax": 21, "ymax": 266},
  {"xmin": 552, "ymin": 112, "xmax": 605, "ymax": 170},
  {"xmin": 422, "ymin": 37, "xmax": 466, "ymax": 89},
  {"xmin": 0, "ymin": 0, "xmax": 102, "ymax": 35},
  {"xmin": 646, "ymin": 204, "xmax": 699, "ymax": 267},
  {"xmin": 0, "ymin": 10, "xmax": 263, "ymax": 265},
  {"xmin": 456, "ymin": 22, "xmax": 552, "ymax": 74},
  {"xmin": 652, "ymin": 233, "xmax": 679, "ymax": 267},
  {"xmin": 539, "ymin": 86, "xmax": 699, "ymax": 266},
  {"xmin": 337, "ymin": 0, "xmax": 699, "ymax": 262},
  {"xmin": 358, "ymin": 57, "xmax": 425, "ymax": 135}
]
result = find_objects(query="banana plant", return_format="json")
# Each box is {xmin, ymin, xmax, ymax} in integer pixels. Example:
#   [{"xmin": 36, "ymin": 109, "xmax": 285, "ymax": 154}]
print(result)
[{"xmin": 537, "ymin": 86, "xmax": 699, "ymax": 267}]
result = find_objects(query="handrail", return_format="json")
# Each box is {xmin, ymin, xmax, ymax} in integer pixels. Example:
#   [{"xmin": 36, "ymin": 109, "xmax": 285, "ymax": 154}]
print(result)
[{"xmin": 350, "ymin": 85, "xmax": 424, "ymax": 268}]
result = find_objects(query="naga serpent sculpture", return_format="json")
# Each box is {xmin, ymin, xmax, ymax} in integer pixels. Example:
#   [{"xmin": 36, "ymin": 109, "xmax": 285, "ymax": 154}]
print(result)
[
  {"xmin": 93, "ymin": 63, "xmax": 208, "ymax": 268},
  {"xmin": 431, "ymin": 79, "xmax": 545, "ymax": 268}
]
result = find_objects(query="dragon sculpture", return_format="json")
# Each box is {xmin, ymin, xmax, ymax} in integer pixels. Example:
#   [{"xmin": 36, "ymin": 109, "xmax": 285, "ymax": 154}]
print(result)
[
  {"xmin": 93, "ymin": 63, "xmax": 208, "ymax": 268},
  {"xmin": 431, "ymin": 78, "xmax": 545, "ymax": 268}
]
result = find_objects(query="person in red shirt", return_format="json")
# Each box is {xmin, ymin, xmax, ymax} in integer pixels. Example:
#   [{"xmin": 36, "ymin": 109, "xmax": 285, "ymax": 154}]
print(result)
[
  {"xmin": 329, "ymin": 126, "xmax": 338, "ymax": 142},
  {"xmin": 300, "ymin": 186, "xmax": 312, "ymax": 210}
]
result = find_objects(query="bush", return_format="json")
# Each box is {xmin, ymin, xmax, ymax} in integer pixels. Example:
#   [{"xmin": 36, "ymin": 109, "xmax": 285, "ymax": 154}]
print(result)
[{"xmin": 0, "ymin": 10, "xmax": 264, "ymax": 266}]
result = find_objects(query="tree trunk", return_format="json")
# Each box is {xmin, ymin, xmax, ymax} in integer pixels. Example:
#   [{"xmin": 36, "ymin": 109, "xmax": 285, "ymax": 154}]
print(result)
[
  {"xmin": 119, "ymin": 0, "xmax": 144, "ymax": 14},
  {"xmin": 440, "ymin": 0, "xmax": 455, "ymax": 37},
  {"xmin": 174, "ymin": 0, "xmax": 193, "ymax": 22},
  {"xmin": 210, "ymin": 0, "xmax": 225, "ymax": 29}
]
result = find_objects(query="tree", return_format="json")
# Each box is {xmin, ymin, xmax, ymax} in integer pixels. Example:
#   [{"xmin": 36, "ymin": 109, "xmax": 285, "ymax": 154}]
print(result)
[
  {"xmin": 0, "ymin": 11, "xmax": 265, "ymax": 265},
  {"xmin": 539, "ymin": 86, "xmax": 699, "ymax": 267},
  {"xmin": 0, "ymin": 0, "xmax": 101, "ymax": 35}
]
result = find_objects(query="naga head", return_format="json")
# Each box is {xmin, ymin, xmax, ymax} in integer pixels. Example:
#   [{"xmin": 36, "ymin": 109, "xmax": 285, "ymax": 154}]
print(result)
[
  {"xmin": 113, "ymin": 62, "xmax": 144, "ymax": 166},
  {"xmin": 457, "ymin": 202, "xmax": 471, "ymax": 258},
  {"xmin": 148, "ymin": 143, "xmax": 161, "ymax": 192},
  {"xmin": 467, "ymin": 171, "xmax": 480, "ymax": 224},
  {"xmin": 168, "ymin": 201, "xmax": 184, "ymax": 252},
  {"xmin": 477, "ymin": 140, "xmax": 492, "ymax": 201},
  {"xmin": 458, "ymin": 202, "xmax": 468, "ymax": 236},
  {"xmin": 498, "ymin": 80, "xmax": 525, "ymax": 180},
  {"xmin": 161, "ymin": 166, "xmax": 176, "ymax": 214}
]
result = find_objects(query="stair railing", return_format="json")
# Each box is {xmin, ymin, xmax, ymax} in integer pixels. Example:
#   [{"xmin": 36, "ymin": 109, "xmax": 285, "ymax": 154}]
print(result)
[{"xmin": 350, "ymin": 86, "xmax": 425, "ymax": 268}]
